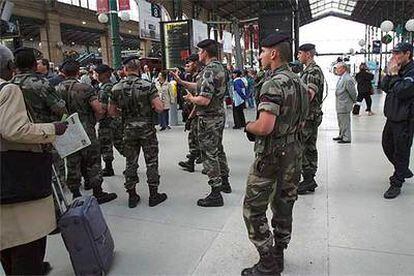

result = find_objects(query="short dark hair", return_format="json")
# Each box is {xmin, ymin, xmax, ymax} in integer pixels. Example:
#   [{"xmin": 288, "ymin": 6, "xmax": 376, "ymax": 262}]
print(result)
[
  {"xmin": 274, "ymin": 42, "xmax": 291, "ymax": 63},
  {"xmin": 203, "ymin": 43, "xmax": 218, "ymax": 58},
  {"xmin": 14, "ymin": 47, "xmax": 36, "ymax": 71},
  {"xmin": 39, "ymin": 58, "xmax": 50, "ymax": 71}
]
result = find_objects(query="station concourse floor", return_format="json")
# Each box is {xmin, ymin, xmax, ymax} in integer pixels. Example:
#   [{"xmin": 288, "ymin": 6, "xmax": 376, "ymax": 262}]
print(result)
[{"xmin": 6, "ymin": 86, "xmax": 414, "ymax": 276}]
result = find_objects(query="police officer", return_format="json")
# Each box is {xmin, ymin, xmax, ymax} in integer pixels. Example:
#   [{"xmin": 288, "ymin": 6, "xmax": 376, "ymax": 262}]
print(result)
[
  {"xmin": 95, "ymin": 64, "xmax": 124, "ymax": 176},
  {"xmin": 179, "ymin": 54, "xmax": 203, "ymax": 172},
  {"xmin": 172, "ymin": 39, "xmax": 231, "ymax": 207},
  {"xmin": 242, "ymin": 34, "xmax": 309, "ymax": 275},
  {"xmin": 108, "ymin": 57, "xmax": 167, "ymax": 208},
  {"xmin": 381, "ymin": 42, "xmax": 414, "ymax": 199},
  {"xmin": 56, "ymin": 59, "xmax": 117, "ymax": 204},
  {"xmin": 296, "ymin": 43, "xmax": 325, "ymax": 194},
  {"xmin": 11, "ymin": 47, "xmax": 67, "ymax": 187}
]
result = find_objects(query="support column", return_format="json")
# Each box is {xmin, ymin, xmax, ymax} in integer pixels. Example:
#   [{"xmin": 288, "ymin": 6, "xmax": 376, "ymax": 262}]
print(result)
[
  {"xmin": 40, "ymin": 11, "xmax": 63, "ymax": 63},
  {"xmin": 233, "ymin": 21, "xmax": 243, "ymax": 69},
  {"xmin": 100, "ymin": 34, "xmax": 112, "ymax": 65},
  {"xmin": 140, "ymin": 39, "xmax": 151, "ymax": 57}
]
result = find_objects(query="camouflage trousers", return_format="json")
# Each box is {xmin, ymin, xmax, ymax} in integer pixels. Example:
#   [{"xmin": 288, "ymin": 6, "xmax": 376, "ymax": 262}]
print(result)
[
  {"xmin": 198, "ymin": 115, "xmax": 229, "ymax": 187},
  {"xmin": 188, "ymin": 117, "xmax": 200, "ymax": 158},
  {"xmin": 243, "ymin": 140, "xmax": 302, "ymax": 253},
  {"xmin": 66, "ymin": 135, "xmax": 103, "ymax": 191},
  {"xmin": 301, "ymin": 115, "xmax": 322, "ymax": 178},
  {"xmin": 123, "ymin": 125, "xmax": 160, "ymax": 190},
  {"xmin": 98, "ymin": 118, "xmax": 124, "ymax": 162}
]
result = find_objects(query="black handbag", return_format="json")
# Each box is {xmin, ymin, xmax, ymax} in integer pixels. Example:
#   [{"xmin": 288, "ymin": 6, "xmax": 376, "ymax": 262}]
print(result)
[{"xmin": 0, "ymin": 150, "xmax": 53, "ymax": 204}]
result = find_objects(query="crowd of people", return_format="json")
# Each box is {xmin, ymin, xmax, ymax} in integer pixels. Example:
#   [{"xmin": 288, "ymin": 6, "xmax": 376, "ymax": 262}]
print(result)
[{"xmin": 1, "ymin": 34, "xmax": 413, "ymax": 275}]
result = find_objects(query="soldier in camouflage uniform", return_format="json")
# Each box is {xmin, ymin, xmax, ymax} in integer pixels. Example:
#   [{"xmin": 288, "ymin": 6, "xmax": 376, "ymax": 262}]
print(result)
[
  {"xmin": 242, "ymin": 34, "xmax": 309, "ymax": 275},
  {"xmin": 172, "ymin": 39, "xmax": 231, "ymax": 207},
  {"xmin": 94, "ymin": 64, "xmax": 124, "ymax": 177},
  {"xmin": 296, "ymin": 43, "xmax": 325, "ymax": 194},
  {"xmin": 11, "ymin": 48, "xmax": 67, "ymax": 187},
  {"xmin": 178, "ymin": 54, "xmax": 203, "ymax": 172},
  {"xmin": 56, "ymin": 59, "xmax": 117, "ymax": 204},
  {"xmin": 108, "ymin": 57, "xmax": 167, "ymax": 208}
]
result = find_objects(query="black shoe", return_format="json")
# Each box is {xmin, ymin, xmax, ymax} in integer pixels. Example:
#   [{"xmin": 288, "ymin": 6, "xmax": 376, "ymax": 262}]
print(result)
[
  {"xmin": 94, "ymin": 191, "xmax": 117, "ymax": 204},
  {"xmin": 405, "ymin": 170, "xmax": 413, "ymax": 179},
  {"xmin": 160, "ymin": 127, "xmax": 166, "ymax": 131},
  {"xmin": 41, "ymin": 262, "xmax": 53, "ymax": 275},
  {"xmin": 384, "ymin": 186, "xmax": 401, "ymax": 199},
  {"xmin": 332, "ymin": 137, "xmax": 342, "ymax": 141},
  {"xmin": 197, "ymin": 187, "xmax": 223, "ymax": 207},
  {"xmin": 195, "ymin": 157, "xmax": 203, "ymax": 164},
  {"xmin": 202, "ymin": 168, "xmax": 208, "ymax": 175},
  {"xmin": 297, "ymin": 178, "xmax": 318, "ymax": 195},
  {"xmin": 178, "ymin": 160, "xmax": 195, "ymax": 172},
  {"xmin": 84, "ymin": 179, "xmax": 92, "ymax": 191},
  {"xmin": 71, "ymin": 189, "xmax": 82, "ymax": 200},
  {"xmin": 220, "ymin": 176, "xmax": 232, "ymax": 193},
  {"xmin": 102, "ymin": 167, "xmax": 114, "ymax": 177},
  {"xmin": 148, "ymin": 186, "xmax": 167, "ymax": 207},
  {"xmin": 127, "ymin": 189, "xmax": 140, "ymax": 208},
  {"xmin": 337, "ymin": 140, "xmax": 351, "ymax": 144},
  {"xmin": 241, "ymin": 251, "xmax": 281, "ymax": 276}
]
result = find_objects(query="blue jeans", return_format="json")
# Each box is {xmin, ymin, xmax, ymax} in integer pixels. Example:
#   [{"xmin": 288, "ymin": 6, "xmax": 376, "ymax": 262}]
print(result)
[{"xmin": 159, "ymin": 109, "xmax": 170, "ymax": 128}]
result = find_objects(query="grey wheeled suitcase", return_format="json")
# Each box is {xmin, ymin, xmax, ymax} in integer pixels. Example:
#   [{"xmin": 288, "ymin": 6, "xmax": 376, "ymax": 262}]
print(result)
[
  {"xmin": 51, "ymin": 170, "xmax": 114, "ymax": 276},
  {"xmin": 59, "ymin": 196, "xmax": 115, "ymax": 275}
]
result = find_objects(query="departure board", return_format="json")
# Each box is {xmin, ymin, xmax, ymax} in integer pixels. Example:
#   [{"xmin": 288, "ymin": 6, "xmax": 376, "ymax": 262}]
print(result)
[{"xmin": 161, "ymin": 20, "xmax": 191, "ymax": 69}]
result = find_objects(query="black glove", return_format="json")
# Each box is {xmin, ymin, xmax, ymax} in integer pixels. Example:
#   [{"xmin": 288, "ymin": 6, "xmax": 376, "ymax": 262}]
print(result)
[
  {"xmin": 244, "ymin": 125, "xmax": 256, "ymax": 142},
  {"xmin": 53, "ymin": 122, "xmax": 68, "ymax": 136}
]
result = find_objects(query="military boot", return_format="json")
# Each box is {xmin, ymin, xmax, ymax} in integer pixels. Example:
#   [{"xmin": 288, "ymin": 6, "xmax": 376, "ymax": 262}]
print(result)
[
  {"xmin": 195, "ymin": 156, "xmax": 203, "ymax": 164},
  {"xmin": 297, "ymin": 176, "xmax": 318, "ymax": 195},
  {"xmin": 220, "ymin": 176, "xmax": 232, "ymax": 193},
  {"xmin": 71, "ymin": 188, "xmax": 82, "ymax": 200},
  {"xmin": 149, "ymin": 186, "xmax": 168, "ymax": 207},
  {"xmin": 202, "ymin": 168, "xmax": 208, "ymax": 175},
  {"xmin": 272, "ymin": 245, "xmax": 285, "ymax": 272},
  {"xmin": 127, "ymin": 188, "xmax": 140, "ymax": 208},
  {"xmin": 93, "ymin": 187, "xmax": 117, "ymax": 204},
  {"xmin": 241, "ymin": 250, "xmax": 281, "ymax": 276},
  {"xmin": 102, "ymin": 161, "xmax": 115, "ymax": 177},
  {"xmin": 84, "ymin": 178, "xmax": 92, "ymax": 190},
  {"xmin": 197, "ymin": 186, "xmax": 223, "ymax": 207},
  {"xmin": 178, "ymin": 158, "xmax": 195, "ymax": 172}
]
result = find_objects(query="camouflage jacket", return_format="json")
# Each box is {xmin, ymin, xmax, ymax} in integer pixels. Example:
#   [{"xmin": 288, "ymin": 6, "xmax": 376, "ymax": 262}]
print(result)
[
  {"xmin": 10, "ymin": 71, "xmax": 66, "ymax": 123},
  {"xmin": 98, "ymin": 82, "xmax": 114, "ymax": 127},
  {"xmin": 110, "ymin": 74, "xmax": 158, "ymax": 126},
  {"xmin": 195, "ymin": 59, "xmax": 227, "ymax": 117},
  {"xmin": 255, "ymin": 64, "xmax": 309, "ymax": 155},
  {"xmin": 56, "ymin": 78, "xmax": 98, "ymax": 134},
  {"xmin": 300, "ymin": 60, "xmax": 325, "ymax": 119}
]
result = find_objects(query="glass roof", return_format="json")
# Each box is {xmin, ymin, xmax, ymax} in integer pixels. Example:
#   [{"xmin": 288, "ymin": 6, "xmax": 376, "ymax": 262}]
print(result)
[{"xmin": 309, "ymin": 0, "xmax": 357, "ymax": 18}]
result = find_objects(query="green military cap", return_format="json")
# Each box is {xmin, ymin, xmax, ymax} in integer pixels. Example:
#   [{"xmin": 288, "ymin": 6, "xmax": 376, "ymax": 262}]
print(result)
[
  {"xmin": 261, "ymin": 33, "xmax": 290, "ymax": 47},
  {"xmin": 298, "ymin": 43, "xmax": 316, "ymax": 52},
  {"xmin": 61, "ymin": 59, "xmax": 80, "ymax": 72},
  {"xmin": 197, "ymin": 39, "xmax": 217, "ymax": 49}
]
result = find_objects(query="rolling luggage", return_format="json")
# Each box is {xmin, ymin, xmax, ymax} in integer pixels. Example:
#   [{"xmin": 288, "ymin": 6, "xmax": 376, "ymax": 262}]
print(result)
[{"xmin": 51, "ymin": 167, "xmax": 115, "ymax": 275}]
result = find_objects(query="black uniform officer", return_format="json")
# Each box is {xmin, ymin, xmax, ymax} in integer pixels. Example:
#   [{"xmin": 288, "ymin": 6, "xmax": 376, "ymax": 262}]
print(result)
[{"xmin": 381, "ymin": 42, "xmax": 414, "ymax": 199}]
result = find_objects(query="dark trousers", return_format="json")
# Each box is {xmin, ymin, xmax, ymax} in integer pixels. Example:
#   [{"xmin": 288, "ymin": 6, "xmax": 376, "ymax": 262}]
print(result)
[
  {"xmin": 382, "ymin": 120, "xmax": 414, "ymax": 187},
  {"xmin": 159, "ymin": 109, "xmax": 170, "ymax": 128},
  {"xmin": 356, "ymin": 92, "xmax": 372, "ymax": 112},
  {"xmin": 0, "ymin": 237, "xmax": 47, "ymax": 275},
  {"xmin": 232, "ymin": 103, "xmax": 246, "ymax": 128}
]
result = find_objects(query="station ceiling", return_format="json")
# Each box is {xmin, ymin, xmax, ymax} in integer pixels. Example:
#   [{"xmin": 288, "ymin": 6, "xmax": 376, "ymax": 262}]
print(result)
[{"xmin": 190, "ymin": 0, "xmax": 414, "ymax": 28}]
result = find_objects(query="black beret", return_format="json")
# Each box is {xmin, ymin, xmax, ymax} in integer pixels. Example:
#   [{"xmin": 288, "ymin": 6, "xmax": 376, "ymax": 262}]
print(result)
[
  {"xmin": 13, "ymin": 47, "xmax": 36, "ymax": 59},
  {"xmin": 298, "ymin": 43, "xmax": 315, "ymax": 52},
  {"xmin": 61, "ymin": 59, "xmax": 80, "ymax": 72},
  {"xmin": 185, "ymin": 53, "xmax": 199, "ymax": 63},
  {"xmin": 261, "ymin": 34, "xmax": 290, "ymax": 48},
  {"xmin": 94, "ymin": 64, "xmax": 112, "ymax": 73},
  {"xmin": 392, "ymin": 42, "xmax": 413, "ymax": 53},
  {"xmin": 122, "ymin": 56, "xmax": 139, "ymax": 65},
  {"xmin": 197, "ymin": 39, "xmax": 217, "ymax": 49}
]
